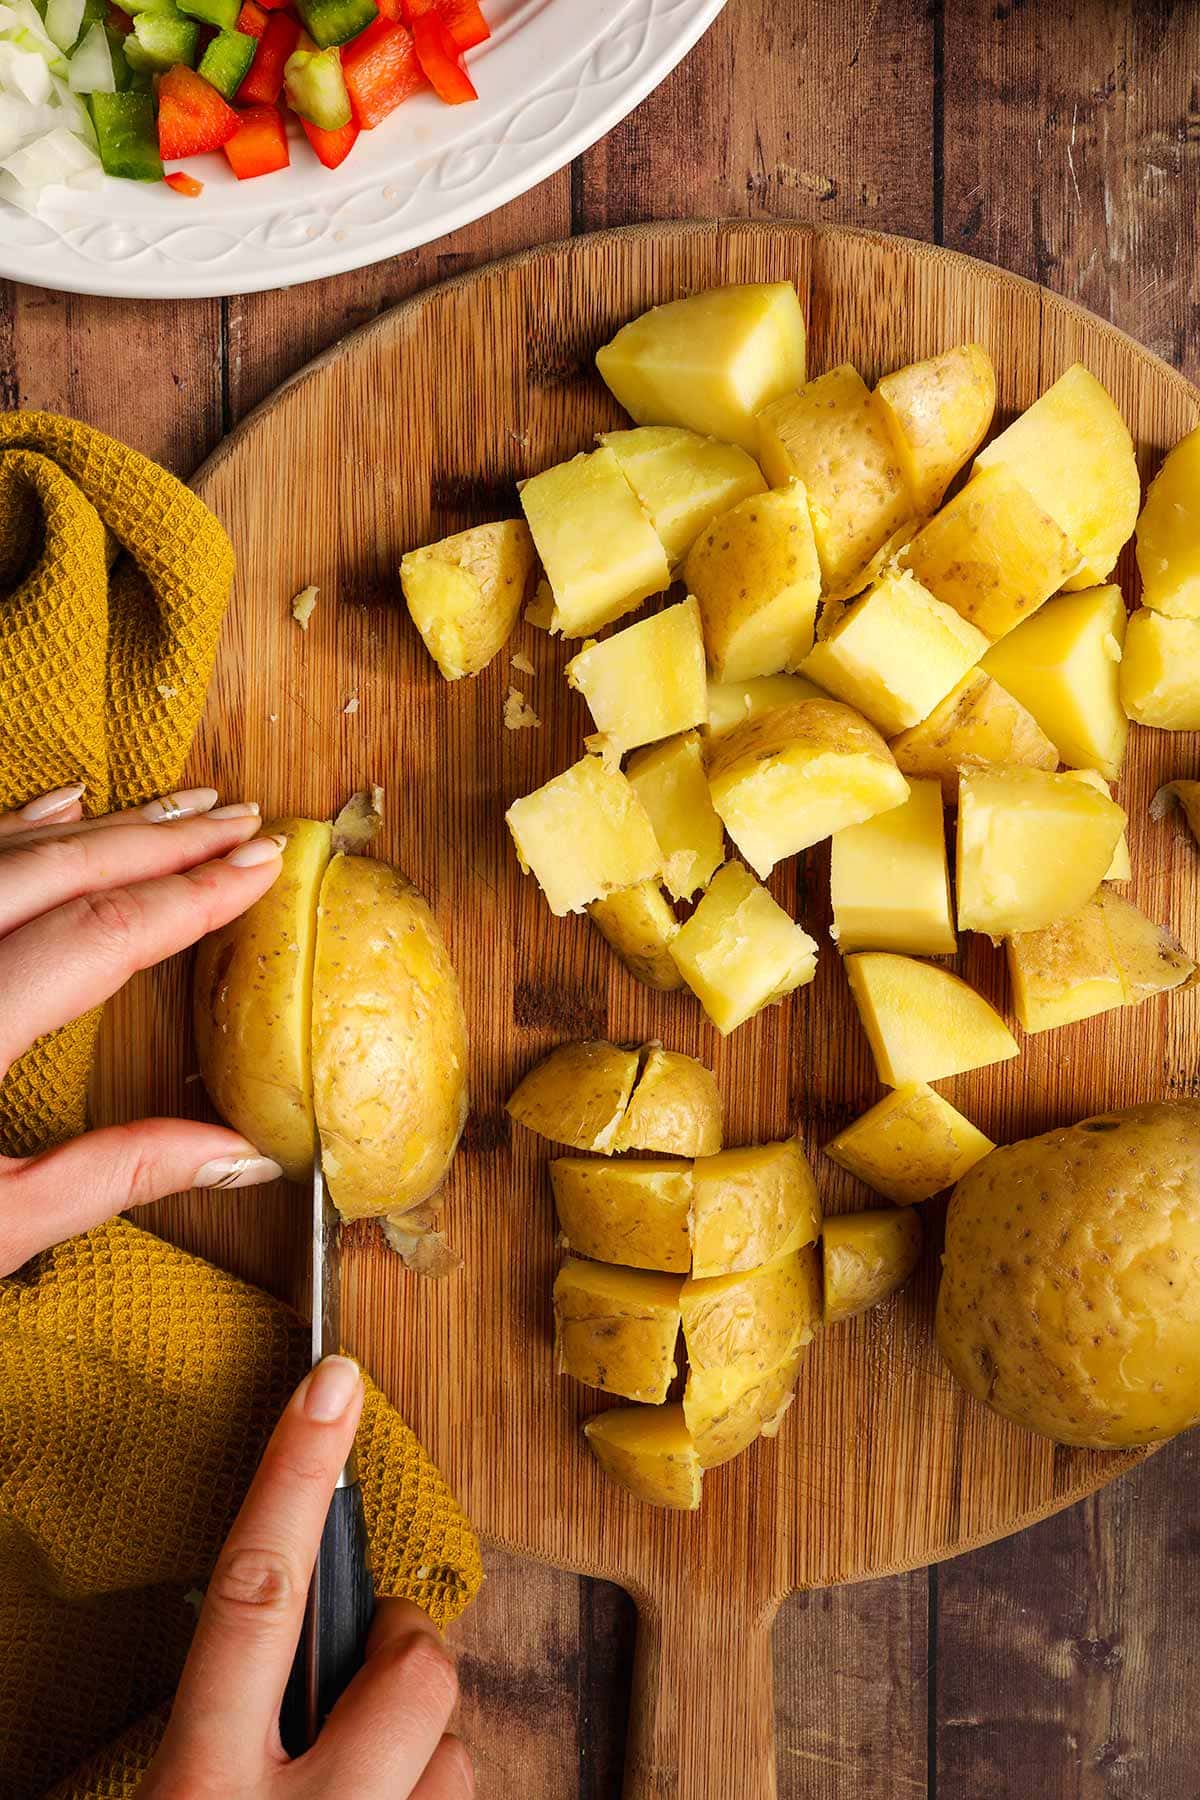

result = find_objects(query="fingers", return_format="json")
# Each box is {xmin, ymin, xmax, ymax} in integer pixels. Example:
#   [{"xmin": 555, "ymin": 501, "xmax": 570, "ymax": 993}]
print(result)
[
  {"xmin": 407, "ymin": 1737, "xmax": 476, "ymax": 1800},
  {"xmin": 0, "ymin": 782, "xmax": 86, "ymax": 837},
  {"xmin": 0, "ymin": 836, "xmax": 284, "ymax": 1078},
  {"xmin": 0, "ymin": 783, "xmax": 222, "ymax": 843}
]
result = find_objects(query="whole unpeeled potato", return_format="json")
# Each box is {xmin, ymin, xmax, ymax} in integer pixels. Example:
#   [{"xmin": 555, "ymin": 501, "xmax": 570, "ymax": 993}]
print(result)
[{"xmin": 937, "ymin": 1101, "xmax": 1200, "ymax": 1447}]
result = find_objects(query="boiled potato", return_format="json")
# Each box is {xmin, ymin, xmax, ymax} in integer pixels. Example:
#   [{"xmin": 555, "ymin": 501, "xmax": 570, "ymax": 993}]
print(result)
[
  {"xmin": 846, "ymin": 952, "xmax": 1019, "ymax": 1086},
  {"xmin": 595, "ymin": 281, "xmax": 808, "ymax": 454},
  {"xmin": 824, "ymin": 1082, "xmax": 993, "ymax": 1206},
  {"xmin": 194, "ymin": 816, "xmax": 331, "ymax": 1182},
  {"xmin": 1100, "ymin": 885, "xmax": 1199, "ymax": 1003},
  {"xmin": 937, "ymin": 1101, "xmax": 1200, "ymax": 1446},
  {"xmin": 1119, "ymin": 609, "xmax": 1200, "ymax": 729},
  {"xmin": 973, "ymin": 363, "xmax": 1140, "ymax": 591},
  {"xmin": 588, "ymin": 882, "xmax": 682, "ymax": 991},
  {"xmin": 705, "ymin": 672, "xmax": 825, "ymax": 737},
  {"xmin": 1153, "ymin": 779, "xmax": 1200, "ymax": 848},
  {"xmin": 553, "ymin": 1258, "xmax": 683, "ymax": 1403},
  {"xmin": 519, "ymin": 446, "xmax": 670, "ymax": 637},
  {"xmin": 980, "ymin": 584, "xmax": 1128, "ymax": 779},
  {"xmin": 823, "ymin": 1209, "xmax": 923, "ymax": 1325},
  {"xmin": 706, "ymin": 698, "xmax": 910, "ymax": 877},
  {"xmin": 669, "ymin": 860, "xmax": 818, "ymax": 1036},
  {"xmin": 756, "ymin": 365, "xmax": 912, "ymax": 595},
  {"xmin": 801, "ymin": 568, "xmax": 989, "ymax": 738},
  {"xmin": 1136, "ymin": 423, "xmax": 1200, "ymax": 616},
  {"xmin": 681, "ymin": 1246, "xmax": 821, "ymax": 1373},
  {"xmin": 1006, "ymin": 886, "xmax": 1197, "ymax": 1034},
  {"xmin": 900, "ymin": 466, "xmax": 1079, "ymax": 639},
  {"xmin": 955, "ymin": 766, "xmax": 1125, "ymax": 936},
  {"xmin": 583, "ymin": 1403, "xmax": 702, "ymax": 1510},
  {"xmin": 400, "ymin": 519, "xmax": 535, "ymax": 680},
  {"xmin": 874, "ymin": 343, "xmax": 996, "ymax": 514},
  {"xmin": 889, "ymin": 668, "xmax": 1058, "ymax": 801},
  {"xmin": 683, "ymin": 481, "xmax": 821, "ymax": 680},
  {"xmin": 691, "ymin": 1138, "xmax": 821, "ymax": 1279},
  {"xmin": 684, "ymin": 1322, "xmax": 812, "ymax": 1467},
  {"xmin": 627, "ymin": 731, "xmax": 725, "ymax": 901},
  {"xmin": 505, "ymin": 754, "xmax": 662, "ymax": 916},
  {"xmin": 598, "ymin": 425, "xmax": 767, "ymax": 567},
  {"xmin": 507, "ymin": 1040, "xmax": 641, "ymax": 1152},
  {"xmin": 614, "ymin": 1044, "xmax": 723, "ymax": 1156},
  {"xmin": 565, "ymin": 595, "xmax": 707, "ymax": 752},
  {"xmin": 1062, "ymin": 771, "xmax": 1131, "ymax": 879},
  {"xmin": 551, "ymin": 1156, "xmax": 693, "ymax": 1273},
  {"xmin": 311, "ymin": 853, "xmax": 468, "ymax": 1220},
  {"xmin": 830, "ymin": 778, "xmax": 956, "ymax": 957}
]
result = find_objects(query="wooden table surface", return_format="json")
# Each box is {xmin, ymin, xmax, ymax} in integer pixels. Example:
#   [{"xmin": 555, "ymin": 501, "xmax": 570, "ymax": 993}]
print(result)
[{"xmin": 5, "ymin": 2, "xmax": 1199, "ymax": 1794}]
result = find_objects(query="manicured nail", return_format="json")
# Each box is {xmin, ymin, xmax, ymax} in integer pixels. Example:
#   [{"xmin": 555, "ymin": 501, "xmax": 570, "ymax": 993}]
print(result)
[
  {"xmin": 20, "ymin": 782, "xmax": 85, "ymax": 822},
  {"xmin": 225, "ymin": 834, "xmax": 286, "ymax": 867},
  {"xmin": 304, "ymin": 1355, "xmax": 363, "ymax": 1422},
  {"xmin": 193, "ymin": 1153, "xmax": 283, "ymax": 1189},
  {"xmin": 208, "ymin": 802, "xmax": 261, "ymax": 820},
  {"xmin": 142, "ymin": 786, "xmax": 219, "ymax": 822}
]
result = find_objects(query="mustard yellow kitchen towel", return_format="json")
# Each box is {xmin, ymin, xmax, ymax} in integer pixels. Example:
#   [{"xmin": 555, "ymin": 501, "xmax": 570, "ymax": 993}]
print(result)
[{"xmin": 0, "ymin": 413, "xmax": 483, "ymax": 1799}]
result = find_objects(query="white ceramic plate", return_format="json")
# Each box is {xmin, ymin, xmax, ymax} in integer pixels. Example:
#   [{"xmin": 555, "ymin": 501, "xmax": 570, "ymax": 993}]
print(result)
[{"xmin": 0, "ymin": 0, "xmax": 726, "ymax": 298}]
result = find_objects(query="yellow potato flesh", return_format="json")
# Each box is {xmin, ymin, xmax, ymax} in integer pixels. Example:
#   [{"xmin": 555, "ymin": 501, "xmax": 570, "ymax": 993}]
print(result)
[
  {"xmin": 974, "ymin": 362, "xmax": 1140, "ymax": 590},
  {"xmin": 599, "ymin": 425, "xmax": 767, "ymax": 567},
  {"xmin": 1136, "ymin": 423, "xmax": 1200, "ymax": 617},
  {"xmin": 519, "ymin": 446, "xmax": 669, "ymax": 637},
  {"xmin": 507, "ymin": 1040, "xmax": 641, "ymax": 1153},
  {"xmin": 193, "ymin": 816, "xmax": 331, "ymax": 1182},
  {"xmin": 614, "ymin": 1045, "xmax": 723, "ymax": 1157},
  {"xmin": 1120, "ymin": 609, "xmax": 1200, "ymax": 730},
  {"xmin": 583, "ymin": 1403, "xmax": 702, "ymax": 1510},
  {"xmin": 553, "ymin": 1258, "xmax": 682, "ymax": 1404},
  {"xmin": 627, "ymin": 731, "xmax": 725, "ymax": 902},
  {"xmin": 980, "ymin": 584, "xmax": 1129, "ymax": 780},
  {"xmin": 505, "ymin": 754, "xmax": 662, "ymax": 917},
  {"xmin": 690, "ymin": 1139, "xmax": 821, "ymax": 1279},
  {"xmin": 874, "ymin": 342, "xmax": 997, "ymax": 514},
  {"xmin": 823, "ymin": 1208, "xmax": 923, "ymax": 1325},
  {"xmin": 705, "ymin": 672, "xmax": 825, "ymax": 737},
  {"xmin": 587, "ymin": 881, "xmax": 682, "ymax": 991},
  {"xmin": 565, "ymin": 596, "xmax": 707, "ymax": 753},
  {"xmin": 595, "ymin": 281, "xmax": 808, "ymax": 454},
  {"xmin": 669, "ymin": 860, "xmax": 818, "ymax": 1036},
  {"xmin": 1062, "ymin": 771, "xmax": 1131, "ymax": 879},
  {"xmin": 683, "ymin": 1323, "xmax": 812, "ymax": 1468},
  {"xmin": 955, "ymin": 766, "xmax": 1125, "ymax": 936},
  {"xmin": 706, "ymin": 698, "xmax": 910, "ymax": 877},
  {"xmin": 845, "ymin": 952, "xmax": 1019, "ymax": 1086},
  {"xmin": 400, "ymin": 518, "xmax": 535, "ymax": 680},
  {"xmin": 551, "ymin": 1156, "xmax": 693, "ymax": 1273},
  {"xmin": 681, "ymin": 1245, "xmax": 822, "ymax": 1373},
  {"xmin": 830, "ymin": 778, "xmax": 956, "ymax": 957},
  {"xmin": 889, "ymin": 667, "xmax": 1059, "ymax": 802},
  {"xmin": 1099, "ymin": 885, "xmax": 1198, "ymax": 1003},
  {"xmin": 824, "ymin": 1082, "xmax": 993, "ymax": 1206},
  {"xmin": 684, "ymin": 480, "xmax": 821, "ymax": 681},
  {"xmin": 1008, "ymin": 885, "xmax": 1197, "ymax": 1034},
  {"xmin": 311, "ymin": 853, "xmax": 468, "ymax": 1220}
]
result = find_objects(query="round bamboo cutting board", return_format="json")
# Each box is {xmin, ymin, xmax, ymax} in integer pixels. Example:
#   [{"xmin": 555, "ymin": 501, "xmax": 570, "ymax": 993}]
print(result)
[{"xmin": 94, "ymin": 222, "xmax": 1200, "ymax": 1800}]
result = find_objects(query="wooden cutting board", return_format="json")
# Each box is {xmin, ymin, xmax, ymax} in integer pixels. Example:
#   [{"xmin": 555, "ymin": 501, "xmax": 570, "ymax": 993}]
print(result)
[{"xmin": 93, "ymin": 222, "xmax": 1200, "ymax": 1800}]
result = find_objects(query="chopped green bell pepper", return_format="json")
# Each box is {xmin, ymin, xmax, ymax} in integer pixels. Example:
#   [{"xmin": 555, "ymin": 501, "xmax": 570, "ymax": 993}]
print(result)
[{"xmin": 88, "ymin": 89, "xmax": 163, "ymax": 179}]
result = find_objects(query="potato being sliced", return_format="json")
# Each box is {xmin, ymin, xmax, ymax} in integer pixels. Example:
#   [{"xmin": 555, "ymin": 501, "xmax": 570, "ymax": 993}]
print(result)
[
  {"xmin": 400, "ymin": 519, "xmax": 535, "ymax": 680},
  {"xmin": 980, "ymin": 584, "xmax": 1129, "ymax": 780},
  {"xmin": 690, "ymin": 1139, "xmax": 821, "ymax": 1279},
  {"xmin": 507, "ymin": 1041, "xmax": 641, "ymax": 1152},
  {"xmin": 553, "ymin": 1258, "xmax": 683, "ymax": 1403},
  {"xmin": 955, "ymin": 766, "xmax": 1125, "ymax": 937},
  {"xmin": 505, "ymin": 754, "xmax": 662, "ymax": 917},
  {"xmin": 588, "ymin": 882, "xmax": 682, "ymax": 991},
  {"xmin": 627, "ymin": 731, "xmax": 725, "ymax": 902},
  {"xmin": 565, "ymin": 596, "xmax": 707, "ymax": 753},
  {"xmin": 669, "ymin": 861, "xmax": 818, "ymax": 1036},
  {"xmin": 824, "ymin": 1083, "xmax": 993, "ymax": 1206},
  {"xmin": 681, "ymin": 1246, "xmax": 822, "ymax": 1374},
  {"xmin": 1062, "ymin": 771, "xmax": 1131, "ymax": 879},
  {"xmin": 822, "ymin": 1209, "xmax": 923, "ymax": 1325},
  {"xmin": 830, "ymin": 778, "xmax": 956, "ymax": 958},
  {"xmin": 889, "ymin": 668, "xmax": 1059, "ymax": 802},
  {"xmin": 683, "ymin": 481, "xmax": 821, "ymax": 681},
  {"xmin": 583, "ymin": 1403, "xmax": 702, "ymax": 1510},
  {"xmin": 614, "ymin": 1044, "xmax": 723, "ymax": 1157},
  {"xmin": 683, "ymin": 1325, "xmax": 812, "ymax": 1467},
  {"xmin": 519, "ymin": 446, "xmax": 670, "ymax": 637},
  {"xmin": 1136, "ymin": 423, "xmax": 1200, "ymax": 617},
  {"xmin": 874, "ymin": 343, "xmax": 997, "ymax": 514},
  {"xmin": 705, "ymin": 672, "xmax": 826, "ymax": 737},
  {"xmin": 846, "ymin": 952, "xmax": 1019, "ymax": 1086},
  {"xmin": 598, "ymin": 425, "xmax": 767, "ymax": 567},
  {"xmin": 1120, "ymin": 609, "xmax": 1200, "ymax": 730},
  {"xmin": 551, "ymin": 1157, "xmax": 693, "ymax": 1273}
]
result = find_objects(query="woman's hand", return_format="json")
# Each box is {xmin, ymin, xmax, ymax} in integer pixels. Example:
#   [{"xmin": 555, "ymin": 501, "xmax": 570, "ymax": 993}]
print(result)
[
  {"xmin": 141, "ymin": 1354, "xmax": 472, "ymax": 1799},
  {"xmin": 0, "ymin": 781, "xmax": 290, "ymax": 1275}
]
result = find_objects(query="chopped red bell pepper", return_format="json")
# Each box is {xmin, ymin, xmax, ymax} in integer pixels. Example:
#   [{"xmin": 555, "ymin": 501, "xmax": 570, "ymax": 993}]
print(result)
[
  {"xmin": 410, "ymin": 11, "xmax": 474, "ymax": 101},
  {"xmin": 156, "ymin": 64, "xmax": 240, "ymax": 159},
  {"xmin": 224, "ymin": 101, "xmax": 290, "ymax": 177},
  {"xmin": 373, "ymin": 0, "xmax": 404, "ymax": 19},
  {"xmin": 254, "ymin": 0, "xmax": 293, "ymax": 12},
  {"xmin": 105, "ymin": 2, "xmax": 132, "ymax": 34},
  {"xmin": 236, "ymin": 1, "xmax": 268, "ymax": 36},
  {"xmin": 300, "ymin": 111, "xmax": 359, "ymax": 166},
  {"xmin": 237, "ymin": 10, "xmax": 299, "ymax": 103},
  {"xmin": 342, "ymin": 18, "xmax": 424, "ymax": 127},
  {"xmin": 402, "ymin": 0, "xmax": 487, "ymax": 51},
  {"xmin": 164, "ymin": 169, "xmax": 205, "ymax": 196}
]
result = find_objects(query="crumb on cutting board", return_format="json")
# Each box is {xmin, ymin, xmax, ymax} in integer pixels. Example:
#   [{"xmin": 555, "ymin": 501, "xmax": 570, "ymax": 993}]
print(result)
[
  {"xmin": 504, "ymin": 687, "xmax": 540, "ymax": 731},
  {"xmin": 343, "ymin": 695, "xmax": 359, "ymax": 716},
  {"xmin": 332, "ymin": 786, "xmax": 385, "ymax": 852},
  {"xmin": 511, "ymin": 650, "xmax": 535, "ymax": 676},
  {"xmin": 292, "ymin": 585, "xmax": 319, "ymax": 630}
]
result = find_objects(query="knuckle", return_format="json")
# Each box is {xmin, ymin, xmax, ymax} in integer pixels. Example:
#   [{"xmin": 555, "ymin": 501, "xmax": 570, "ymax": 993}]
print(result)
[
  {"xmin": 388, "ymin": 1632, "xmax": 459, "ymax": 1718},
  {"xmin": 259, "ymin": 1442, "xmax": 335, "ymax": 1492},
  {"xmin": 206, "ymin": 1544, "xmax": 301, "ymax": 1621},
  {"xmin": 72, "ymin": 884, "xmax": 146, "ymax": 959}
]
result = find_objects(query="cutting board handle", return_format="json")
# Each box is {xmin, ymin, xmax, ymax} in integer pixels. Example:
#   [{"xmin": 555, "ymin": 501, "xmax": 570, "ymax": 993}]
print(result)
[{"xmin": 622, "ymin": 1586, "xmax": 778, "ymax": 1800}]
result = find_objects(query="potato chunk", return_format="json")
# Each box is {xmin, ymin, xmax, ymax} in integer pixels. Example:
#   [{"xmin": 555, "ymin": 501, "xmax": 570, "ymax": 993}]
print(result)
[
  {"xmin": 830, "ymin": 777, "xmax": 955, "ymax": 956},
  {"xmin": 587, "ymin": 882, "xmax": 682, "ymax": 991},
  {"xmin": 981, "ymin": 584, "xmax": 1128, "ymax": 779},
  {"xmin": 1100, "ymin": 885, "xmax": 1198, "ymax": 1003},
  {"xmin": 506, "ymin": 754, "xmax": 662, "ymax": 916},
  {"xmin": 889, "ymin": 668, "xmax": 1059, "ymax": 801},
  {"xmin": 1136, "ymin": 424, "xmax": 1200, "ymax": 616},
  {"xmin": 1007, "ymin": 886, "xmax": 1197, "ymax": 1034},
  {"xmin": 707, "ymin": 699, "xmax": 909, "ymax": 877},
  {"xmin": 583, "ymin": 1403, "xmax": 702, "ymax": 1510},
  {"xmin": 1120, "ymin": 609, "xmax": 1200, "ymax": 729},
  {"xmin": 683, "ymin": 481, "xmax": 821, "ymax": 680},
  {"xmin": 565, "ymin": 596, "xmax": 707, "ymax": 753},
  {"xmin": 683, "ymin": 1327, "xmax": 811, "ymax": 1467},
  {"xmin": 955, "ymin": 766, "xmax": 1125, "ymax": 936},
  {"xmin": 846, "ymin": 952, "xmax": 1019, "ymax": 1086},
  {"xmin": 507, "ymin": 1040, "xmax": 641, "ymax": 1152},
  {"xmin": 900, "ymin": 466, "xmax": 1080, "ymax": 640},
  {"xmin": 598, "ymin": 425, "xmax": 767, "ymax": 567},
  {"xmin": 874, "ymin": 343, "xmax": 996, "ymax": 514},
  {"xmin": 822, "ymin": 1209, "xmax": 923, "ymax": 1325},
  {"xmin": 400, "ymin": 519, "xmax": 535, "ymax": 680},
  {"xmin": 824, "ymin": 1082, "xmax": 993, "ymax": 1205},
  {"xmin": 614, "ymin": 1045, "xmax": 723, "ymax": 1156},
  {"xmin": 627, "ymin": 731, "xmax": 725, "ymax": 901},
  {"xmin": 669, "ymin": 861, "xmax": 818, "ymax": 1035},
  {"xmin": 690, "ymin": 1138, "xmax": 821, "ymax": 1279},
  {"xmin": 553, "ymin": 1259, "xmax": 683, "ymax": 1403},
  {"xmin": 756, "ymin": 365, "xmax": 912, "ymax": 595},
  {"xmin": 706, "ymin": 673, "xmax": 825, "ymax": 737},
  {"xmin": 1062, "ymin": 770, "xmax": 1130, "ymax": 879},
  {"xmin": 682, "ymin": 1246, "xmax": 822, "ymax": 1373},
  {"xmin": 595, "ymin": 281, "xmax": 808, "ymax": 454},
  {"xmin": 801, "ymin": 568, "xmax": 989, "ymax": 736},
  {"xmin": 974, "ymin": 362, "xmax": 1140, "ymax": 590},
  {"xmin": 519, "ymin": 446, "xmax": 670, "ymax": 637},
  {"xmin": 551, "ymin": 1157, "xmax": 693, "ymax": 1272}
]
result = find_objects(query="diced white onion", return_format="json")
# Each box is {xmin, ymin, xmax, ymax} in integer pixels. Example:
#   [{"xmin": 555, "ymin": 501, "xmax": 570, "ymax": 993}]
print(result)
[
  {"xmin": 44, "ymin": 0, "xmax": 84, "ymax": 52},
  {"xmin": 67, "ymin": 19, "xmax": 114, "ymax": 89}
]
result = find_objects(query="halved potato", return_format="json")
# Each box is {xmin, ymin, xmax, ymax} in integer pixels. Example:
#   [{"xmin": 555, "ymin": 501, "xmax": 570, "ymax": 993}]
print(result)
[
  {"xmin": 507, "ymin": 1041, "xmax": 641, "ymax": 1152},
  {"xmin": 583, "ymin": 1403, "xmax": 702, "ymax": 1510},
  {"xmin": 1136, "ymin": 423, "xmax": 1200, "ymax": 617},
  {"xmin": 599, "ymin": 425, "xmax": 767, "ymax": 567},
  {"xmin": 627, "ymin": 731, "xmax": 725, "ymax": 902},
  {"xmin": 690, "ymin": 1138, "xmax": 821, "ymax": 1279},
  {"xmin": 845, "ymin": 952, "xmax": 1019, "ymax": 1086},
  {"xmin": 551, "ymin": 1156, "xmax": 693, "ymax": 1273},
  {"xmin": 681, "ymin": 1246, "xmax": 821, "ymax": 1373},
  {"xmin": 614, "ymin": 1044, "xmax": 723, "ymax": 1156},
  {"xmin": 400, "ymin": 519, "xmax": 535, "ymax": 680},
  {"xmin": 683, "ymin": 481, "xmax": 821, "ymax": 681},
  {"xmin": 980, "ymin": 584, "xmax": 1128, "ymax": 779},
  {"xmin": 889, "ymin": 668, "xmax": 1059, "ymax": 801},
  {"xmin": 874, "ymin": 343, "xmax": 996, "ymax": 514},
  {"xmin": 705, "ymin": 672, "xmax": 826, "ymax": 737},
  {"xmin": 1120, "ymin": 609, "xmax": 1200, "ymax": 730},
  {"xmin": 830, "ymin": 778, "xmax": 956, "ymax": 957},
  {"xmin": 553, "ymin": 1258, "xmax": 683, "ymax": 1403},
  {"xmin": 824, "ymin": 1082, "xmax": 993, "ymax": 1206},
  {"xmin": 519, "ymin": 446, "xmax": 670, "ymax": 637},
  {"xmin": 822, "ymin": 1209, "xmax": 923, "ymax": 1325},
  {"xmin": 683, "ymin": 1324, "xmax": 812, "ymax": 1467},
  {"xmin": 565, "ymin": 596, "xmax": 708, "ymax": 753},
  {"xmin": 955, "ymin": 766, "xmax": 1125, "ymax": 936},
  {"xmin": 669, "ymin": 860, "xmax": 818, "ymax": 1036},
  {"xmin": 505, "ymin": 754, "xmax": 662, "ymax": 916},
  {"xmin": 588, "ymin": 882, "xmax": 682, "ymax": 991}
]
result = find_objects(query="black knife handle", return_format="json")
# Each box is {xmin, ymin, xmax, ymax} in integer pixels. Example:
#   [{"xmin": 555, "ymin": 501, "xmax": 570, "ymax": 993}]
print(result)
[{"xmin": 281, "ymin": 1480, "xmax": 376, "ymax": 1754}]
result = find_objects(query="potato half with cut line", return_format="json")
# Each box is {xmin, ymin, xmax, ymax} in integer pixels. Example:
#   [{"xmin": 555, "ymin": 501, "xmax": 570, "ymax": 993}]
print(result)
[
  {"xmin": 615, "ymin": 1044, "xmax": 723, "ymax": 1157},
  {"xmin": 507, "ymin": 1040, "xmax": 642, "ymax": 1153}
]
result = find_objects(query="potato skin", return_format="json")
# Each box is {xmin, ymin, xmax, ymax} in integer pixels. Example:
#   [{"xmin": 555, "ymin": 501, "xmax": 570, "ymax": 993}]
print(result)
[
  {"xmin": 615, "ymin": 1045, "xmax": 723, "ymax": 1156},
  {"xmin": 937, "ymin": 1102, "xmax": 1200, "ymax": 1447},
  {"xmin": 822, "ymin": 1209, "xmax": 922, "ymax": 1324},
  {"xmin": 507, "ymin": 1041, "xmax": 641, "ymax": 1152}
]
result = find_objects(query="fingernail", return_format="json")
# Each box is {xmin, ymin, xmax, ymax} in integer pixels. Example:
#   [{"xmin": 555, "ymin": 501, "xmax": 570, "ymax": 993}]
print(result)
[
  {"xmin": 225, "ymin": 834, "xmax": 286, "ymax": 867},
  {"xmin": 208, "ymin": 802, "xmax": 261, "ymax": 820},
  {"xmin": 193, "ymin": 1153, "xmax": 284, "ymax": 1189},
  {"xmin": 20, "ymin": 782, "xmax": 85, "ymax": 822},
  {"xmin": 304, "ymin": 1355, "xmax": 363, "ymax": 1422},
  {"xmin": 142, "ymin": 786, "xmax": 219, "ymax": 822}
]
